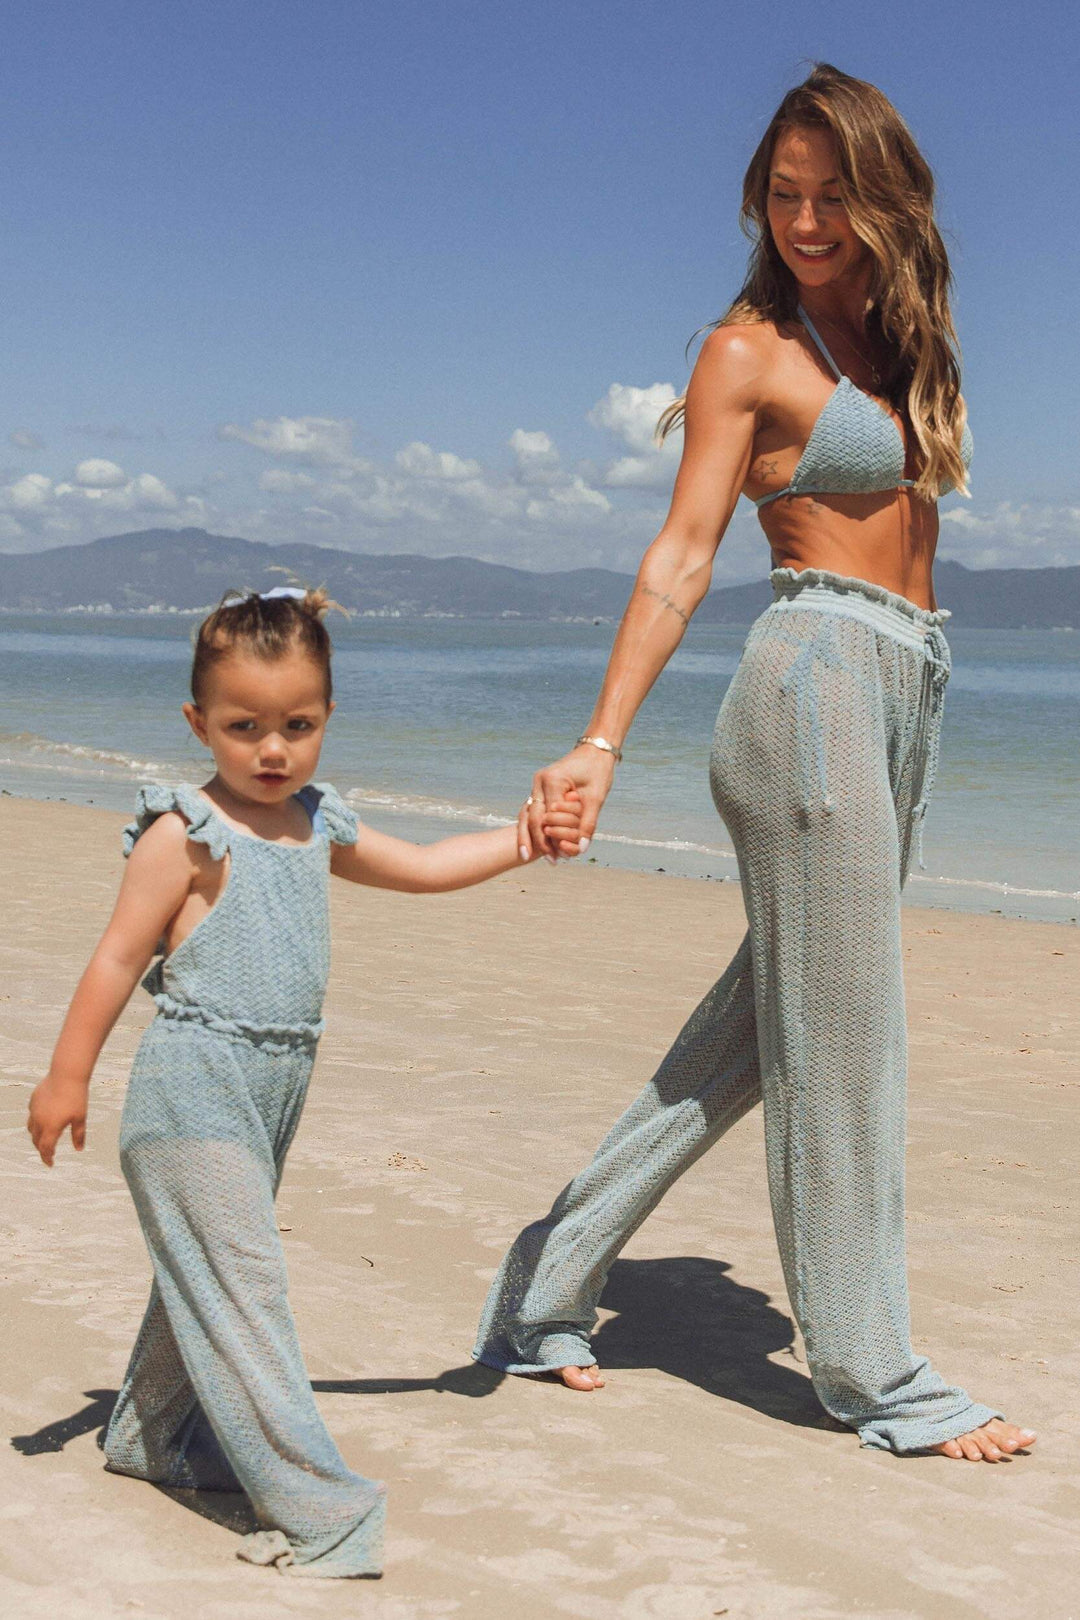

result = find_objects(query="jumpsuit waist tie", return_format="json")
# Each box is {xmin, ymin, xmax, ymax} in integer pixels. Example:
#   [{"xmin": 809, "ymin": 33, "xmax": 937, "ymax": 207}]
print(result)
[{"xmin": 150, "ymin": 988, "xmax": 324, "ymax": 1049}]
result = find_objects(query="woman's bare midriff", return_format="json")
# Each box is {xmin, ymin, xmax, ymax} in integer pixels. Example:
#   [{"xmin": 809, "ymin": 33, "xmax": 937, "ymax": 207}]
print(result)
[{"xmin": 759, "ymin": 486, "xmax": 940, "ymax": 611}]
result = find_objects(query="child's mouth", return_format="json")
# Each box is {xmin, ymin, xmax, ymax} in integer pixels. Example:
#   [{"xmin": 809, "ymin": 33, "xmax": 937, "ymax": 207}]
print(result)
[{"xmin": 255, "ymin": 772, "xmax": 289, "ymax": 785}]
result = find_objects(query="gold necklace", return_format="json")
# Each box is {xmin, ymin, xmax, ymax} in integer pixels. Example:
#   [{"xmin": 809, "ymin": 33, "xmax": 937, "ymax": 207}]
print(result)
[{"xmin": 816, "ymin": 313, "xmax": 883, "ymax": 389}]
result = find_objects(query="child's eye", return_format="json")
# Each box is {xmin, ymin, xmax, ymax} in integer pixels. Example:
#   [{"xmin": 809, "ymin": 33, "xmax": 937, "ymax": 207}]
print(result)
[
  {"xmin": 229, "ymin": 720, "xmax": 256, "ymax": 733},
  {"xmin": 287, "ymin": 719, "xmax": 315, "ymax": 732}
]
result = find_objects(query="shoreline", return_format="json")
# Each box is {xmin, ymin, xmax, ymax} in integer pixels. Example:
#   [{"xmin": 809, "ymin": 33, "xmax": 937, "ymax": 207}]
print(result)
[{"xmin": 3, "ymin": 779, "xmax": 1076, "ymax": 927}]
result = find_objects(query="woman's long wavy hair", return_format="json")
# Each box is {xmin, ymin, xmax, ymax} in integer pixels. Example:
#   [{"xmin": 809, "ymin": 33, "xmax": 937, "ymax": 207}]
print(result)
[{"xmin": 658, "ymin": 63, "xmax": 969, "ymax": 499}]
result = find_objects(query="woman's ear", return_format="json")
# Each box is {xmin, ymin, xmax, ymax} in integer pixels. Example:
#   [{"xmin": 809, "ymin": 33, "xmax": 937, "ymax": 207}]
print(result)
[{"xmin": 182, "ymin": 701, "xmax": 210, "ymax": 746}]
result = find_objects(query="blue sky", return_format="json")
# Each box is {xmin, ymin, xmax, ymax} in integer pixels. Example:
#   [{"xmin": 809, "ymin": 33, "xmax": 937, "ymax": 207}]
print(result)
[{"xmin": 2, "ymin": 0, "xmax": 1077, "ymax": 579}]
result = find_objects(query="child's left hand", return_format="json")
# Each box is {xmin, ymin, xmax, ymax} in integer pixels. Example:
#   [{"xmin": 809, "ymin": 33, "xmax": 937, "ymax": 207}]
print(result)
[{"xmin": 541, "ymin": 789, "xmax": 585, "ymax": 860}]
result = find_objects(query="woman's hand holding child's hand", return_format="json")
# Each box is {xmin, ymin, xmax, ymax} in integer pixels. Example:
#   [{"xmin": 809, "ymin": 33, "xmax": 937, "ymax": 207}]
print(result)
[
  {"xmin": 28, "ymin": 1074, "xmax": 89, "ymax": 1167},
  {"xmin": 539, "ymin": 789, "xmax": 585, "ymax": 861}
]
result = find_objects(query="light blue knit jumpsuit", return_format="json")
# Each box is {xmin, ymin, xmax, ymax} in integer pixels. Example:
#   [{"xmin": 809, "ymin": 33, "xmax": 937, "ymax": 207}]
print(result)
[
  {"xmin": 103, "ymin": 782, "xmax": 386, "ymax": 1577},
  {"xmin": 475, "ymin": 566, "xmax": 1004, "ymax": 1454}
]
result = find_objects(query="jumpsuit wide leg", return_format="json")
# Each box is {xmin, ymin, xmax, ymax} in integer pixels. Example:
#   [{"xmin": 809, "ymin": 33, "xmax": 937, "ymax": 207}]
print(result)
[
  {"xmin": 474, "ymin": 567, "xmax": 1003, "ymax": 1454},
  {"xmin": 102, "ymin": 783, "xmax": 386, "ymax": 1576}
]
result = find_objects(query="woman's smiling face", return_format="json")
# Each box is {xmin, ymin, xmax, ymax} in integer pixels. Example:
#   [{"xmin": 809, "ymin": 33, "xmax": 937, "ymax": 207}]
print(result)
[{"xmin": 766, "ymin": 124, "xmax": 868, "ymax": 292}]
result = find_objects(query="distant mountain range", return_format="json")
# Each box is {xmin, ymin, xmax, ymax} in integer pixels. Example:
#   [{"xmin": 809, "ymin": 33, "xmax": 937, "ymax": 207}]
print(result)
[{"xmin": 0, "ymin": 527, "xmax": 1077, "ymax": 629}]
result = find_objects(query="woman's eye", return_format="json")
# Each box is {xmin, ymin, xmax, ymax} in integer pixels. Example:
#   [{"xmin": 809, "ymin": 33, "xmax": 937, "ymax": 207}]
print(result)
[{"xmin": 771, "ymin": 190, "xmax": 796, "ymax": 201}]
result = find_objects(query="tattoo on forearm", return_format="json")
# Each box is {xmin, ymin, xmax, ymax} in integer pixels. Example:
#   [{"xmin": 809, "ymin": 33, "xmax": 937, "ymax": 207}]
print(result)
[{"xmin": 640, "ymin": 585, "xmax": 689, "ymax": 626}]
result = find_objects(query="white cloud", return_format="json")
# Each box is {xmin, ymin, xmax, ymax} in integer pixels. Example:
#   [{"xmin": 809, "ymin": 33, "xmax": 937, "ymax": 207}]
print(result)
[
  {"xmin": 589, "ymin": 382, "xmax": 677, "ymax": 453},
  {"xmin": 525, "ymin": 477, "xmax": 611, "ymax": 523},
  {"xmin": 9, "ymin": 429, "xmax": 44, "ymax": 451},
  {"xmin": 0, "ymin": 465, "xmax": 181, "ymax": 545},
  {"xmin": 510, "ymin": 428, "xmax": 561, "ymax": 483},
  {"xmin": 74, "ymin": 458, "xmax": 127, "ymax": 489},
  {"xmin": 54, "ymin": 471, "xmax": 178, "ymax": 511},
  {"xmin": 219, "ymin": 415, "xmax": 367, "ymax": 473},
  {"xmin": 588, "ymin": 382, "xmax": 682, "ymax": 488},
  {"xmin": 5, "ymin": 473, "xmax": 52, "ymax": 510},
  {"xmin": 394, "ymin": 441, "xmax": 482, "ymax": 481},
  {"xmin": 260, "ymin": 468, "xmax": 317, "ymax": 494},
  {"xmin": 940, "ymin": 500, "xmax": 1080, "ymax": 568}
]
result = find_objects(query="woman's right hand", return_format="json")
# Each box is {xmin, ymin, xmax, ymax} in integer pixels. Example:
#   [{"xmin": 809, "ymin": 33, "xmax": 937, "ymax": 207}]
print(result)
[{"xmin": 521, "ymin": 743, "xmax": 617, "ymax": 861}]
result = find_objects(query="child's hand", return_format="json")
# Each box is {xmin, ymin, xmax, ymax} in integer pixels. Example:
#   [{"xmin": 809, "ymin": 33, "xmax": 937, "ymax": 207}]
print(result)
[
  {"xmin": 542, "ymin": 789, "xmax": 585, "ymax": 860},
  {"xmin": 27, "ymin": 1075, "xmax": 89, "ymax": 1168}
]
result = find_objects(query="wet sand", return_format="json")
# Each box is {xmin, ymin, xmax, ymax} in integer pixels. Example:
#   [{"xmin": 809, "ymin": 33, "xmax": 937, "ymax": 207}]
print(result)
[{"xmin": 1, "ymin": 796, "xmax": 1077, "ymax": 1619}]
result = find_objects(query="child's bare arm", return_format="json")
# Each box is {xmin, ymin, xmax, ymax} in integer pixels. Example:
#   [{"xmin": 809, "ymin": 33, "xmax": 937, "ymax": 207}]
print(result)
[
  {"xmin": 331, "ymin": 796, "xmax": 583, "ymax": 894},
  {"xmin": 28, "ymin": 814, "xmax": 196, "ymax": 1167}
]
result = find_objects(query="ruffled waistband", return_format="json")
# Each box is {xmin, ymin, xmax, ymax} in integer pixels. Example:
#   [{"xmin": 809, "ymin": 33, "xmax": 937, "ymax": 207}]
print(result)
[
  {"xmin": 152, "ymin": 991, "xmax": 324, "ymax": 1050},
  {"xmin": 769, "ymin": 566, "xmax": 950, "ymax": 628}
]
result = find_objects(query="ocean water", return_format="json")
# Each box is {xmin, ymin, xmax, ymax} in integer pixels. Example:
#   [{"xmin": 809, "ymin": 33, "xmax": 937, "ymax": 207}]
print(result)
[{"xmin": 0, "ymin": 612, "xmax": 1076, "ymax": 924}]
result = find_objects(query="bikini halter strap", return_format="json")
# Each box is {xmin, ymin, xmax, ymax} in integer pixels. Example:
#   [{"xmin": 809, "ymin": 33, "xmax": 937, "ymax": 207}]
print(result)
[{"xmin": 797, "ymin": 305, "xmax": 843, "ymax": 380}]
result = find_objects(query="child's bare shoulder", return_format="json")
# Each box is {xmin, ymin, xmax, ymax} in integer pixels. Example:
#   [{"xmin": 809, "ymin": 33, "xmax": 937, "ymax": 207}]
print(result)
[{"xmin": 127, "ymin": 810, "xmax": 212, "ymax": 873}]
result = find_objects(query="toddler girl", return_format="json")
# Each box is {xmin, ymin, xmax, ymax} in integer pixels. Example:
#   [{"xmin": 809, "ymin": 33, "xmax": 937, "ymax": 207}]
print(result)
[{"xmin": 27, "ymin": 586, "xmax": 580, "ymax": 1578}]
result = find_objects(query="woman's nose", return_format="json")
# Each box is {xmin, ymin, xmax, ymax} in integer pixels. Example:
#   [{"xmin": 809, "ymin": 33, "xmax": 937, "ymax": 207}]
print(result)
[{"xmin": 794, "ymin": 198, "xmax": 822, "ymax": 233}]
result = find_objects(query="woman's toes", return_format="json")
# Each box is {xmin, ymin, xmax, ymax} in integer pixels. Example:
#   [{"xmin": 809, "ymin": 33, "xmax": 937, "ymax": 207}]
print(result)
[
  {"xmin": 988, "ymin": 1420, "xmax": 1037, "ymax": 1452},
  {"xmin": 560, "ymin": 1365, "xmax": 602, "ymax": 1391},
  {"xmin": 959, "ymin": 1434, "xmax": 984, "ymax": 1460},
  {"xmin": 936, "ymin": 1439, "xmax": 964, "ymax": 1458}
]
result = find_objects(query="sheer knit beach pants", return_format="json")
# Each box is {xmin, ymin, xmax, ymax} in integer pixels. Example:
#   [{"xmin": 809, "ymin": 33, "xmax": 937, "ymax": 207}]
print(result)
[
  {"xmin": 474, "ymin": 568, "xmax": 1002, "ymax": 1454},
  {"xmin": 103, "ymin": 1018, "xmax": 385, "ymax": 1576}
]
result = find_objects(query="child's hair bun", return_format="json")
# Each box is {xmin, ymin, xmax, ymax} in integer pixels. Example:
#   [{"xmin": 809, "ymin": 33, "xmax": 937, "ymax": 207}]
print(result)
[
  {"xmin": 190, "ymin": 581, "xmax": 342, "ymax": 704},
  {"xmin": 291, "ymin": 583, "xmax": 345, "ymax": 621}
]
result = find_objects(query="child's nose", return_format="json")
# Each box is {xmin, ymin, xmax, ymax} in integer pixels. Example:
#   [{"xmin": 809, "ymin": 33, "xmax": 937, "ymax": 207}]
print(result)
[{"xmin": 260, "ymin": 733, "xmax": 288, "ymax": 760}]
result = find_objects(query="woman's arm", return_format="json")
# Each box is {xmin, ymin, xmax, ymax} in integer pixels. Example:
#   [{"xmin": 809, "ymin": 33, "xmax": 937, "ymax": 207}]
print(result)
[
  {"xmin": 331, "ymin": 794, "xmax": 581, "ymax": 893},
  {"xmin": 28, "ymin": 815, "xmax": 197, "ymax": 1166},
  {"xmin": 526, "ymin": 326, "xmax": 764, "ymax": 857}
]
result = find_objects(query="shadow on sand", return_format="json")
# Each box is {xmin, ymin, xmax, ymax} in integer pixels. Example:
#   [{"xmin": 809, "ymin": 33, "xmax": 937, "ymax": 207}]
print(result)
[{"xmin": 9, "ymin": 1252, "xmax": 832, "ymax": 1529}]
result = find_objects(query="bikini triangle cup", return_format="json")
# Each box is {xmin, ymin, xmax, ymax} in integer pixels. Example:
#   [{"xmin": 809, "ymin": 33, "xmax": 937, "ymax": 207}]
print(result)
[{"xmin": 755, "ymin": 306, "xmax": 973, "ymax": 508}]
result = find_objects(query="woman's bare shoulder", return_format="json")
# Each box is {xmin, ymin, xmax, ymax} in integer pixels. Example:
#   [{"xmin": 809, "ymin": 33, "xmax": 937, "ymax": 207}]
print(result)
[{"xmin": 690, "ymin": 320, "xmax": 785, "ymax": 409}]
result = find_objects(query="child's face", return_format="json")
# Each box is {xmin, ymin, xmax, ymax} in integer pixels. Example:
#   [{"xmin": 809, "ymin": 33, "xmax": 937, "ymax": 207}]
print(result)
[{"xmin": 183, "ymin": 648, "xmax": 334, "ymax": 806}]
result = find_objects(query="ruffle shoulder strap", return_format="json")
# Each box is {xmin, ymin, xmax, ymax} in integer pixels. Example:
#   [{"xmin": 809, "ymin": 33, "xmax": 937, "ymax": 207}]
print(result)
[
  {"xmin": 303, "ymin": 781, "xmax": 359, "ymax": 846},
  {"xmin": 123, "ymin": 784, "xmax": 231, "ymax": 861}
]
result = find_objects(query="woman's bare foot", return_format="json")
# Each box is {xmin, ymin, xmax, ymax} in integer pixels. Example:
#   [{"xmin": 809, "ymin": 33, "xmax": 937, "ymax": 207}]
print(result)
[
  {"xmin": 556, "ymin": 1364, "xmax": 605, "ymax": 1390},
  {"xmin": 932, "ymin": 1419, "xmax": 1036, "ymax": 1461}
]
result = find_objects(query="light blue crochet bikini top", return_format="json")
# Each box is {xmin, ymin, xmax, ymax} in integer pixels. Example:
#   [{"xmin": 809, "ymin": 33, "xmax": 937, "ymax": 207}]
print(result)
[{"xmin": 755, "ymin": 306, "xmax": 973, "ymax": 509}]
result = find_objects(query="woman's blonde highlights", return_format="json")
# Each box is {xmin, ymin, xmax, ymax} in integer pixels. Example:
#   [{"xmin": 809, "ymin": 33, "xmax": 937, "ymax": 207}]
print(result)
[{"xmin": 657, "ymin": 63, "xmax": 970, "ymax": 501}]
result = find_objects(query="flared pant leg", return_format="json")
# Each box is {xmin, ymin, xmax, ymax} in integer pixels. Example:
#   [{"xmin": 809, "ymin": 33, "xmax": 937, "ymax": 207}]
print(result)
[
  {"xmin": 105, "ymin": 1280, "xmax": 242, "ymax": 1491},
  {"xmin": 473, "ymin": 935, "xmax": 762, "ymax": 1372},
  {"xmin": 104, "ymin": 1021, "xmax": 385, "ymax": 1575}
]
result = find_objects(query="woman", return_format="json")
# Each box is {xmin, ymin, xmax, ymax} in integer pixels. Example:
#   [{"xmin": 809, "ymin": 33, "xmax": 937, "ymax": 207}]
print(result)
[{"xmin": 475, "ymin": 64, "xmax": 1036, "ymax": 1461}]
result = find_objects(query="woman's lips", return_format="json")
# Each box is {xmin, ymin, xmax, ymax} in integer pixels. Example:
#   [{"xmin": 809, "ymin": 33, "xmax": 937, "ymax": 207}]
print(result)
[{"xmin": 791, "ymin": 241, "xmax": 840, "ymax": 259}]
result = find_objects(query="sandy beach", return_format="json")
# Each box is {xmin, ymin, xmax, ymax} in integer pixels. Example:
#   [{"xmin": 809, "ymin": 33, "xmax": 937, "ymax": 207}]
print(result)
[{"xmin": 1, "ymin": 795, "xmax": 1077, "ymax": 1620}]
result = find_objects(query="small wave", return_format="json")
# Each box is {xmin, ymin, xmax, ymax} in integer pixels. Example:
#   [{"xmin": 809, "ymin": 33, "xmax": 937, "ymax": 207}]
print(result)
[
  {"xmin": 908, "ymin": 872, "xmax": 1080, "ymax": 901},
  {"xmin": 344, "ymin": 786, "xmax": 512, "ymax": 828},
  {"xmin": 0, "ymin": 729, "xmax": 170, "ymax": 778}
]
